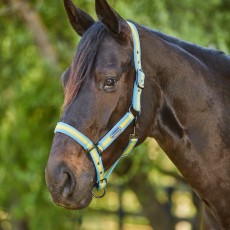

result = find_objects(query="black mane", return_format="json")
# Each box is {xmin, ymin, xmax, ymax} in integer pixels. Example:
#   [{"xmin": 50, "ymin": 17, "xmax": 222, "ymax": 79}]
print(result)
[{"xmin": 149, "ymin": 27, "xmax": 230, "ymax": 76}]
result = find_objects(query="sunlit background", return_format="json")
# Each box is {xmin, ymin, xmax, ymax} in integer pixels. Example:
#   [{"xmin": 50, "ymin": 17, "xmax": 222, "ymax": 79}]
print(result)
[{"xmin": 1, "ymin": 0, "xmax": 230, "ymax": 229}]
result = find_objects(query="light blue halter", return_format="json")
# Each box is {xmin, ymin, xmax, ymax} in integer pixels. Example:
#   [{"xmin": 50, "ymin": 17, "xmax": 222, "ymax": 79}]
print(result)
[{"xmin": 54, "ymin": 22, "xmax": 145, "ymax": 198}]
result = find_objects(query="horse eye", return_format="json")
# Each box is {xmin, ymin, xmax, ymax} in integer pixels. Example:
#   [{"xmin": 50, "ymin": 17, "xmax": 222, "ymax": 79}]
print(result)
[{"xmin": 104, "ymin": 78, "xmax": 117, "ymax": 87}]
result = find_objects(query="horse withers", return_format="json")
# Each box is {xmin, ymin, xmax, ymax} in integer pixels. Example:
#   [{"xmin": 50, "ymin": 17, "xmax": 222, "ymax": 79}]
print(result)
[{"xmin": 45, "ymin": 0, "xmax": 230, "ymax": 229}]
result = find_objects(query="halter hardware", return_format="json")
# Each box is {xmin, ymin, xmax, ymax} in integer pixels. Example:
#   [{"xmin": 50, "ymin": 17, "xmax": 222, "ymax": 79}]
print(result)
[
  {"xmin": 54, "ymin": 22, "xmax": 145, "ymax": 197},
  {"xmin": 86, "ymin": 145, "xmax": 102, "ymax": 156},
  {"xmin": 136, "ymin": 69, "xmax": 145, "ymax": 89},
  {"xmin": 92, "ymin": 188, "xmax": 106, "ymax": 199}
]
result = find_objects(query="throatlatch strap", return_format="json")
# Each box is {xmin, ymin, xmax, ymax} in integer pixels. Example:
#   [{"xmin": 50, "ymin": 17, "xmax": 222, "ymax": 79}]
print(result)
[
  {"xmin": 122, "ymin": 137, "xmax": 138, "ymax": 157},
  {"xmin": 104, "ymin": 137, "xmax": 138, "ymax": 180}
]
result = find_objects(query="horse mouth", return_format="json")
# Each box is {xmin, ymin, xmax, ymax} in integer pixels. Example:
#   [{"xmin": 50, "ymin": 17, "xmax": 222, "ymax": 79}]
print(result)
[
  {"xmin": 45, "ymin": 155, "xmax": 96, "ymax": 210},
  {"xmin": 51, "ymin": 191, "xmax": 93, "ymax": 210},
  {"xmin": 46, "ymin": 171, "xmax": 93, "ymax": 210}
]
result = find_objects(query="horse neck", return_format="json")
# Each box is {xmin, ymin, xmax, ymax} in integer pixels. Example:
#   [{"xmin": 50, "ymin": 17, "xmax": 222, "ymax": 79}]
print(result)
[
  {"xmin": 139, "ymin": 25, "xmax": 223, "ymax": 161},
  {"xmin": 138, "ymin": 26, "xmax": 230, "ymax": 227}
]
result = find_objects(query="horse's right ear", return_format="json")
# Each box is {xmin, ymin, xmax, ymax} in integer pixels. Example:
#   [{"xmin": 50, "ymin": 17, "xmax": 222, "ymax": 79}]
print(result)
[{"xmin": 63, "ymin": 0, "xmax": 95, "ymax": 36}]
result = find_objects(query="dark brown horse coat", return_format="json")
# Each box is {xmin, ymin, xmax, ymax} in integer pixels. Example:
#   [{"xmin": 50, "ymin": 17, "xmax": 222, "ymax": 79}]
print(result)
[{"xmin": 45, "ymin": 0, "xmax": 230, "ymax": 229}]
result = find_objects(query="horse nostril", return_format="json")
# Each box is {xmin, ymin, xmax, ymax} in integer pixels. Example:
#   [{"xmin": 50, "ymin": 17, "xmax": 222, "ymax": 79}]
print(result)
[{"xmin": 61, "ymin": 169, "xmax": 76, "ymax": 198}]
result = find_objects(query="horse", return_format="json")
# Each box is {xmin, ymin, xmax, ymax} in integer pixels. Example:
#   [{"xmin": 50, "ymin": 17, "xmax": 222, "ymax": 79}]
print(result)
[{"xmin": 45, "ymin": 0, "xmax": 230, "ymax": 229}]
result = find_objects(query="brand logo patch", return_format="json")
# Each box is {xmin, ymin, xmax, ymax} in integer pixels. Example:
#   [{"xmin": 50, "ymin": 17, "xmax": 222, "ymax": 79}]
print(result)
[{"xmin": 110, "ymin": 127, "xmax": 122, "ymax": 139}]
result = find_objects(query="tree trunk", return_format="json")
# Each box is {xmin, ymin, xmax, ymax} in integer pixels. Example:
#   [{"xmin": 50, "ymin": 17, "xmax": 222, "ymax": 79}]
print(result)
[
  {"xmin": 127, "ymin": 171, "xmax": 174, "ymax": 230},
  {"xmin": 8, "ymin": 0, "xmax": 58, "ymax": 67}
]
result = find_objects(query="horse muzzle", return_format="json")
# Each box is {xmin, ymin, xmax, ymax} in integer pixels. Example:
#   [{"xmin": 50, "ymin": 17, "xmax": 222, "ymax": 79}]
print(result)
[
  {"xmin": 45, "ymin": 162, "xmax": 94, "ymax": 209},
  {"xmin": 45, "ymin": 136, "xmax": 95, "ymax": 209}
]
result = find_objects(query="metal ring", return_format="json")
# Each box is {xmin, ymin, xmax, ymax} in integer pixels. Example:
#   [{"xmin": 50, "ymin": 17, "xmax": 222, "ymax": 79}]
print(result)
[{"xmin": 92, "ymin": 188, "xmax": 106, "ymax": 199}]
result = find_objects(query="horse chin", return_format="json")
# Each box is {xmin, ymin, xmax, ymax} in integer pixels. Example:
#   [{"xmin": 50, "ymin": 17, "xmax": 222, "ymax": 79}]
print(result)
[{"xmin": 51, "ymin": 190, "xmax": 93, "ymax": 210}]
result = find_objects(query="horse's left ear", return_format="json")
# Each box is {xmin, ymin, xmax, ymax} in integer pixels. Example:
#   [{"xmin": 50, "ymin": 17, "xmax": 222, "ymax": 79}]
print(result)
[{"xmin": 95, "ymin": 0, "xmax": 130, "ymax": 41}]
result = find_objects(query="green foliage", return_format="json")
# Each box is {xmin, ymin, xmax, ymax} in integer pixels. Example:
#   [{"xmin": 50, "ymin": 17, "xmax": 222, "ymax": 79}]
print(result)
[{"xmin": 0, "ymin": 0, "xmax": 229, "ymax": 229}]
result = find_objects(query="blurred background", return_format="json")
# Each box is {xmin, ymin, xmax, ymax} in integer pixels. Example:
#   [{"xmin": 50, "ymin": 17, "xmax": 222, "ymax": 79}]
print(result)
[{"xmin": 0, "ymin": 0, "xmax": 230, "ymax": 229}]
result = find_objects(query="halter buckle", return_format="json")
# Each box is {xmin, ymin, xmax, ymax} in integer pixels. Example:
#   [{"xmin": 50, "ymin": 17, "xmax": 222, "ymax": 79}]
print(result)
[{"xmin": 136, "ymin": 69, "xmax": 145, "ymax": 89}]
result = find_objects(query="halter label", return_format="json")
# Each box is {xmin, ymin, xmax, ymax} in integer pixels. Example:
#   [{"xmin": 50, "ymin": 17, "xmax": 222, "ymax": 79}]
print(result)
[{"xmin": 110, "ymin": 127, "xmax": 122, "ymax": 139}]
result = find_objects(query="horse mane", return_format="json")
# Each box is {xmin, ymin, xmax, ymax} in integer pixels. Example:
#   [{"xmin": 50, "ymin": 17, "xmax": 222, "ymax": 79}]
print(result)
[
  {"xmin": 63, "ymin": 22, "xmax": 107, "ymax": 109},
  {"xmin": 147, "ymin": 26, "xmax": 230, "ymax": 75}
]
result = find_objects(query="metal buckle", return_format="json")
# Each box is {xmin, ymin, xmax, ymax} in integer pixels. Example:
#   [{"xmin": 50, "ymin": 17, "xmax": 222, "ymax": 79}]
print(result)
[
  {"xmin": 136, "ymin": 82, "xmax": 144, "ymax": 90},
  {"xmin": 92, "ymin": 188, "xmax": 106, "ymax": 199},
  {"xmin": 130, "ymin": 133, "xmax": 139, "ymax": 140},
  {"xmin": 92, "ymin": 178, "xmax": 107, "ymax": 198},
  {"xmin": 136, "ymin": 69, "xmax": 145, "ymax": 89}
]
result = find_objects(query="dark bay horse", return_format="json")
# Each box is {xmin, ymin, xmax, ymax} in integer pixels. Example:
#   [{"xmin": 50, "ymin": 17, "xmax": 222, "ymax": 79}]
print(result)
[{"xmin": 45, "ymin": 0, "xmax": 230, "ymax": 229}]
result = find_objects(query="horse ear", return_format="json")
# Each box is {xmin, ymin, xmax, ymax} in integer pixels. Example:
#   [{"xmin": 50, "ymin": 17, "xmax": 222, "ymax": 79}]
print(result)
[
  {"xmin": 95, "ymin": 0, "xmax": 130, "ymax": 41},
  {"xmin": 64, "ymin": 0, "xmax": 95, "ymax": 36}
]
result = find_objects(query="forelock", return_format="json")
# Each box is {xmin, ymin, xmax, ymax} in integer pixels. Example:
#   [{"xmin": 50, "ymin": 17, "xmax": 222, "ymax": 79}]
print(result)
[{"xmin": 63, "ymin": 22, "xmax": 107, "ymax": 109}]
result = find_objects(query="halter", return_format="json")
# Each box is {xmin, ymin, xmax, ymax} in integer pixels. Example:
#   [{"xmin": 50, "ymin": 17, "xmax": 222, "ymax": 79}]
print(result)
[{"xmin": 54, "ymin": 22, "xmax": 145, "ymax": 198}]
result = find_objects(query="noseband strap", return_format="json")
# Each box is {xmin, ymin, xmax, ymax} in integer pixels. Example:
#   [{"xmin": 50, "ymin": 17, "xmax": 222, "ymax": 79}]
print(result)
[{"xmin": 54, "ymin": 22, "xmax": 145, "ymax": 193}]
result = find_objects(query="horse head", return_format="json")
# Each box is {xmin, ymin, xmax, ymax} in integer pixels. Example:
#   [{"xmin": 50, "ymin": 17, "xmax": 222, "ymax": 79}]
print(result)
[{"xmin": 45, "ymin": 0, "xmax": 157, "ymax": 209}]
